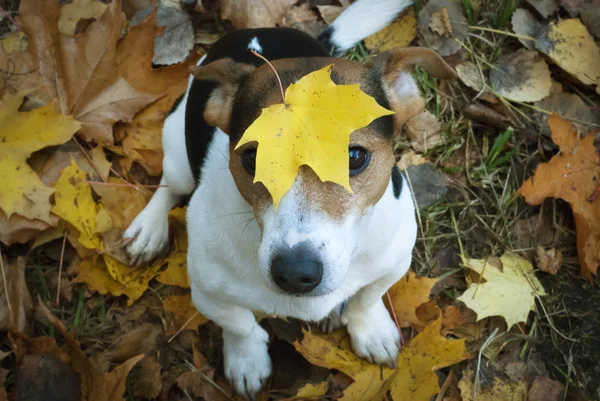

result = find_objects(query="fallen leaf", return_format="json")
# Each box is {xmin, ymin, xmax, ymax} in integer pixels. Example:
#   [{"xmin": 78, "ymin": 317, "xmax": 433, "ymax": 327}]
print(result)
[
  {"xmin": 156, "ymin": 208, "xmax": 189, "ymax": 287},
  {"xmin": 396, "ymin": 151, "xmax": 428, "ymax": 170},
  {"xmin": 534, "ymin": 92, "xmax": 595, "ymax": 136},
  {"xmin": 317, "ymin": 5, "xmax": 344, "ymax": 24},
  {"xmin": 405, "ymin": 163, "xmax": 449, "ymax": 208},
  {"xmin": 36, "ymin": 143, "xmax": 111, "ymax": 185},
  {"xmin": 387, "ymin": 270, "xmax": 439, "ymax": 329},
  {"xmin": 102, "ymin": 323, "xmax": 162, "ymax": 363},
  {"xmin": 294, "ymin": 314, "xmax": 468, "ymax": 401},
  {"xmin": 282, "ymin": 3, "xmax": 325, "ymax": 38},
  {"xmin": 0, "ymin": 210, "xmax": 57, "ymax": 246},
  {"xmin": 163, "ymin": 294, "xmax": 208, "ymax": 335},
  {"xmin": 511, "ymin": 8, "xmax": 542, "ymax": 50},
  {"xmin": 364, "ymin": 10, "xmax": 417, "ymax": 52},
  {"xmin": 462, "ymin": 103, "xmax": 511, "ymax": 131},
  {"xmin": 525, "ymin": 0, "xmax": 559, "ymax": 17},
  {"xmin": 457, "ymin": 252, "xmax": 546, "ymax": 328},
  {"xmin": 58, "ymin": 0, "xmax": 108, "ymax": 36},
  {"xmin": 35, "ymin": 301, "xmax": 144, "ymax": 401},
  {"xmin": 0, "ymin": 92, "xmax": 80, "ymax": 224},
  {"xmin": 528, "ymin": 376, "xmax": 565, "ymax": 401},
  {"xmin": 418, "ymin": 0, "xmax": 468, "ymax": 56},
  {"xmin": 235, "ymin": 64, "xmax": 394, "ymax": 208},
  {"xmin": 456, "ymin": 62, "xmax": 485, "ymax": 92},
  {"xmin": 442, "ymin": 305, "xmax": 467, "ymax": 330},
  {"xmin": 0, "ymin": 257, "xmax": 34, "ymax": 333},
  {"xmin": 220, "ymin": 0, "xmax": 297, "ymax": 29},
  {"xmin": 0, "ymin": 32, "xmax": 42, "ymax": 98},
  {"xmin": 20, "ymin": 0, "xmax": 156, "ymax": 144},
  {"xmin": 519, "ymin": 115, "xmax": 599, "ymax": 277},
  {"xmin": 458, "ymin": 367, "xmax": 527, "ymax": 401},
  {"xmin": 283, "ymin": 381, "xmax": 329, "ymax": 400},
  {"xmin": 535, "ymin": 19, "xmax": 600, "ymax": 87},
  {"xmin": 536, "ymin": 246, "xmax": 563, "ymax": 275},
  {"xmin": 580, "ymin": 2, "xmax": 600, "ymax": 38},
  {"xmin": 1, "ymin": 31, "xmax": 28, "ymax": 53},
  {"xmin": 14, "ymin": 353, "xmax": 80, "ymax": 401},
  {"xmin": 91, "ymin": 179, "xmax": 152, "ymax": 230},
  {"xmin": 490, "ymin": 49, "xmax": 551, "ymax": 102},
  {"xmin": 405, "ymin": 109, "xmax": 443, "ymax": 152},
  {"xmin": 152, "ymin": 4, "xmax": 194, "ymax": 66}
]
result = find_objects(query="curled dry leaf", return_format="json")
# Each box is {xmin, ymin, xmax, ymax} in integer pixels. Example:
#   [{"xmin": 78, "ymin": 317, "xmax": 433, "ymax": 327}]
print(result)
[
  {"xmin": 525, "ymin": 0, "xmax": 559, "ymax": 18},
  {"xmin": 0, "ymin": 210, "xmax": 57, "ymax": 246},
  {"xmin": 519, "ymin": 115, "xmax": 600, "ymax": 278},
  {"xmin": 458, "ymin": 367, "xmax": 527, "ymax": 401},
  {"xmin": 535, "ymin": 19, "xmax": 600, "ymax": 87},
  {"xmin": 0, "ymin": 92, "xmax": 80, "ymax": 224},
  {"xmin": 387, "ymin": 270, "xmax": 439, "ymax": 329},
  {"xmin": 364, "ymin": 10, "xmax": 417, "ymax": 52},
  {"xmin": 163, "ymin": 293, "xmax": 208, "ymax": 335},
  {"xmin": 536, "ymin": 246, "xmax": 564, "ymax": 275},
  {"xmin": 0, "ymin": 257, "xmax": 34, "ymax": 333},
  {"xmin": 220, "ymin": 0, "xmax": 297, "ymax": 29},
  {"xmin": 511, "ymin": 8, "xmax": 542, "ymax": 50},
  {"xmin": 405, "ymin": 109, "xmax": 443, "ymax": 152},
  {"xmin": 58, "ymin": 0, "xmax": 108, "ymax": 36},
  {"xmin": 457, "ymin": 253, "xmax": 546, "ymax": 328},
  {"xmin": 462, "ymin": 103, "xmax": 511, "ymax": 131},
  {"xmin": 418, "ymin": 0, "xmax": 468, "ymax": 56},
  {"xmin": 490, "ymin": 49, "xmax": 551, "ymax": 102}
]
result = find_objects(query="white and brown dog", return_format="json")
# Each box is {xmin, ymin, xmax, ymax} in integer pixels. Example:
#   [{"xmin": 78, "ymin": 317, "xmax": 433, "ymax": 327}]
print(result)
[{"xmin": 124, "ymin": 0, "xmax": 455, "ymax": 398}]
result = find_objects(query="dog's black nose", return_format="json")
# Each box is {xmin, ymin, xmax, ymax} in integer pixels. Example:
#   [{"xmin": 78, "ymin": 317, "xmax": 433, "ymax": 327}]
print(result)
[{"xmin": 270, "ymin": 242, "xmax": 323, "ymax": 294}]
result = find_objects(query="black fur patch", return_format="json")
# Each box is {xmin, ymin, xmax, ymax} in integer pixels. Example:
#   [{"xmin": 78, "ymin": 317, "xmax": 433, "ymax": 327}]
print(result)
[{"xmin": 392, "ymin": 165, "xmax": 403, "ymax": 199}]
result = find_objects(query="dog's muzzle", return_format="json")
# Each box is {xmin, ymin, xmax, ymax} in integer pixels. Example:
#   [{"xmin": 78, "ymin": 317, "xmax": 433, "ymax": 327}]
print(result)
[{"xmin": 270, "ymin": 241, "xmax": 323, "ymax": 294}]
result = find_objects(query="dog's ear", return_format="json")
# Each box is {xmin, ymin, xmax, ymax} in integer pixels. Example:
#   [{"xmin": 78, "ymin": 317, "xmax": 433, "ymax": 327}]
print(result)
[
  {"xmin": 370, "ymin": 47, "xmax": 456, "ymax": 128},
  {"xmin": 189, "ymin": 59, "xmax": 255, "ymax": 134}
]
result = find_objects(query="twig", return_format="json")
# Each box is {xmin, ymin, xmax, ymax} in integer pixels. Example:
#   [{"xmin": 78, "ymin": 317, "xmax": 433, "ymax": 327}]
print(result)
[
  {"xmin": 468, "ymin": 26, "xmax": 535, "ymax": 41},
  {"xmin": 87, "ymin": 181, "xmax": 167, "ymax": 188},
  {"xmin": 55, "ymin": 233, "xmax": 67, "ymax": 306},
  {"xmin": 435, "ymin": 368, "xmax": 455, "ymax": 401},
  {"xmin": 168, "ymin": 311, "xmax": 200, "ymax": 344},
  {"xmin": 0, "ymin": 248, "xmax": 13, "ymax": 324},
  {"xmin": 251, "ymin": 50, "xmax": 286, "ymax": 104},
  {"xmin": 386, "ymin": 291, "xmax": 404, "ymax": 346},
  {"xmin": 96, "ymin": 237, "xmax": 133, "ymax": 255}
]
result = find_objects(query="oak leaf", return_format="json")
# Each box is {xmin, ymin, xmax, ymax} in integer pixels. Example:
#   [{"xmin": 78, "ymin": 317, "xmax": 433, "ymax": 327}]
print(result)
[
  {"xmin": 519, "ymin": 115, "xmax": 599, "ymax": 277},
  {"xmin": 293, "ymin": 314, "xmax": 468, "ymax": 401},
  {"xmin": 457, "ymin": 252, "xmax": 546, "ymax": 328},
  {"xmin": 236, "ymin": 65, "xmax": 394, "ymax": 208},
  {"xmin": 0, "ymin": 92, "xmax": 80, "ymax": 224},
  {"xmin": 387, "ymin": 270, "xmax": 438, "ymax": 329}
]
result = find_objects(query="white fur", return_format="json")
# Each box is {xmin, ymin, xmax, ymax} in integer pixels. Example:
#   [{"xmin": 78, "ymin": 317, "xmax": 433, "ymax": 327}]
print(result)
[
  {"xmin": 247, "ymin": 37, "xmax": 263, "ymax": 53},
  {"xmin": 329, "ymin": 0, "xmax": 414, "ymax": 53}
]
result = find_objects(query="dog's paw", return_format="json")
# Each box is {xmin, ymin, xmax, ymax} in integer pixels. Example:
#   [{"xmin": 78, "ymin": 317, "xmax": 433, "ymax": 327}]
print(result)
[
  {"xmin": 345, "ymin": 304, "xmax": 400, "ymax": 368},
  {"xmin": 123, "ymin": 207, "xmax": 169, "ymax": 266},
  {"xmin": 318, "ymin": 301, "xmax": 347, "ymax": 333},
  {"xmin": 223, "ymin": 327, "xmax": 272, "ymax": 400}
]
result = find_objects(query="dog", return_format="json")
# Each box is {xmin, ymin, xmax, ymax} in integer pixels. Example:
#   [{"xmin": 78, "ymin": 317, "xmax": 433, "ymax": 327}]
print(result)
[{"xmin": 123, "ymin": 0, "xmax": 456, "ymax": 398}]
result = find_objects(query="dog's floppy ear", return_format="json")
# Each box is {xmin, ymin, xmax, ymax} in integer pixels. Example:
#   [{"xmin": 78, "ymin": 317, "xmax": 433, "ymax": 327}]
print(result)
[
  {"xmin": 189, "ymin": 59, "xmax": 255, "ymax": 134},
  {"xmin": 371, "ymin": 47, "xmax": 456, "ymax": 128}
]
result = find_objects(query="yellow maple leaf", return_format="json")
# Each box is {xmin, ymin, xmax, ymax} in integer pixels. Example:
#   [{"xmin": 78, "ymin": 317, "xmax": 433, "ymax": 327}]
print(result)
[
  {"xmin": 0, "ymin": 92, "xmax": 80, "ymax": 224},
  {"xmin": 457, "ymin": 253, "xmax": 546, "ymax": 328},
  {"xmin": 387, "ymin": 270, "xmax": 438, "ymax": 329},
  {"xmin": 235, "ymin": 65, "xmax": 394, "ymax": 208},
  {"xmin": 293, "ymin": 314, "xmax": 468, "ymax": 401}
]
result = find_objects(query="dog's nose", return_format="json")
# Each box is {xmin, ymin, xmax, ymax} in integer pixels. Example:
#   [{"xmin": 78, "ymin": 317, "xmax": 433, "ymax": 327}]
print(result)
[{"xmin": 270, "ymin": 242, "xmax": 323, "ymax": 294}]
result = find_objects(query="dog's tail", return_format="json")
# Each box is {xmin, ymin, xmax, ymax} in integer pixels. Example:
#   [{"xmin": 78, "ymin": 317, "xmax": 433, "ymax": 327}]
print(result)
[{"xmin": 318, "ymin": 0, "xmax": 414, "ymax": 55}]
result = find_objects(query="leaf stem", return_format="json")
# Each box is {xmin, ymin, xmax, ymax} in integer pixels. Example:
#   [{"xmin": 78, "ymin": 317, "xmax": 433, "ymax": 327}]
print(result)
[{"xmin": 251, "ymin": 50, "xmax": 286, "ymax": 104}]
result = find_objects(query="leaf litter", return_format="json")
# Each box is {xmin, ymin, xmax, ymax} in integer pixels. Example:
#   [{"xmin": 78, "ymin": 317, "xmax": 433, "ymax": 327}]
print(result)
[{"xmin": 1, "ymin": 0, "xmax": 600, "ymax": 400}]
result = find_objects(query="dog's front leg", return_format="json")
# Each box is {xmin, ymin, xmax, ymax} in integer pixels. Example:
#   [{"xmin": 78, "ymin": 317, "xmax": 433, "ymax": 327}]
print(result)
[
  {"xmin": 191, "ymin": 286, "xmax": 271, "ymax": 400},
  {"xmin": 342, "ymin": 258, "xmax": 411, "ymax": 368}
]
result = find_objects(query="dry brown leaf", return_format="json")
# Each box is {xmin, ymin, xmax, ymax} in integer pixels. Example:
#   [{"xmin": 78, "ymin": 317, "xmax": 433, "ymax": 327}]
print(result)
[
  {"xmin": 519, "ymin": 115, "xmax": 599, "ymax": 278},
  {"xmin": 387, "ymin": 270, "xmax": 439, "ymax": 329},
  {"xmin": 176, "ymin": 357, "xmax": 231, "ymax": 401},
  {"xmin": 511, "ymin": 8, "xmax": 542, "ymax": 50},
  {"xmin": 442, "ymin": 305, "xmax": 467, "ymax": 330},
  {"xmin": 0, "ymin": 210, "xmax": 57, "ymax": 246},
  {"xmin": 220, "ymin": 0, "xmax": 298, "ymax": 29},
  {"xmin": 92, "ymin": 179, "xmax": 152, "ymax": 230},
  {"xmin": 317, "ymin": 5, "xmax": 344, "ymax": 25},
  {"xmin": 58, "ymin": 0, "xmax": 108, "ymax": 36},
  {"xmin": 455, "ymin": 61, "xmax": 485, "ymax": 91},
  {"xmin": 34, "ymin": 301, "xmax": 144, "ymax": 401},
  {"xmin": 14, "ymin": 353, "xmax": 80, "ymax": 401},
  {"xmin": 20, "ymin": 0, "xmax": 157, "ymax": 144},
  {"xmin": 405, "ymin": 109, "xmax": 443, "ymax": 152},
  {"xmin": 163, "ymin": 294, "xmax": 208, "ymax": 335},
  {"xmin": 490, "ymin": 49, "xmax": 551, "ymax": 102},
  {"xmin": 418, "ymin": 0, "xmax": 467, "ymax": 56},
  {"xmin": 525, "ymin": 0, "xmax": 559, "ymax": 17},
  {"xmin": 528, "ymin": 377, "xmax": 565, "ymax": 401},
  {"xmin": 0, "ymin": 257, "xmax": 33, "ymax": 333},
  {"xmin": 536, "ymin": 246, "xmax": 563, "ymax": 275},
  {"xmin": 458, "ymin": 367, "xmax": 527, "ymax": 401},
  {"xmin": 396, "ymin": 151, "xmax": 428, "ymax": 170},
  {"xmin": 103, "ymin": 323, "xmax": 162, "ymax": 363},
  {"xmin": 535, "ymin": 19, "xmax": 600, "ymax": 87},
  {"xmin": 534, "ymin": 92, "xmax": 595, "ymax": 136},
  {"xmin": 364, "ymin": 10, "xmax": 416, "ymax": 52}
]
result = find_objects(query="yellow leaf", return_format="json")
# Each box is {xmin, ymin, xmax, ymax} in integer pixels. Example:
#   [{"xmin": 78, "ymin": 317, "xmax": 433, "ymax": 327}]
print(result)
[
  {"xmin": 387, "ymin": 270, "xmax": 438, "ymax": 329},
  {"xmin": 103, "ymin": 254, "xmax": 163, "ymax": 287},
  {"xmin": 163, "ymin": 294, "xmax": 208, "ymax": 335},
  {"xmin": 0, "ymin": 93, "xmax": 80, "ymax": 224},
  {"xmin": 283, "ymin": 381, "xmax": 329, "ymax": 401},
  {"xmin": 535, "ymin": 19, "xmax": 600, "ymax": 86},
  {"xmin": 1, "ymin": 31, "xmax": 28, "ymax": 53},
  {"xmin": 293, "ymin": 314, "xmax": 468, "ymax": 401},
  {"xmin": 364, "ymin": 10, "xmax": 417, "ymax": 52},
  {"xmin": 458, "ymin": 367, "xmax": 527, "ymax": 401},
  {"xmin": 157, "ymin": 208, "xmax": 189, "ymax": 287},
  {"xmin": 457, "ymin": 252, "xmax": 546, "ymax": 328},
  {"xmin": 52, "ymin": 159, "xmax": 103, "ymax": 249},
  {"xmin": 235, "ymin": 65, "xmax": 394, "ymax": 208}
]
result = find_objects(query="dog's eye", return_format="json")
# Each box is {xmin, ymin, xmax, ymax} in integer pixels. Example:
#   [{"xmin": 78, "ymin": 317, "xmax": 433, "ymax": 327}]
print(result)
[
  {"xmin": 241, "ymin": 148, "xmax": 257, "ymax": 174},
  {"xmin": 349, "ymin": 147, "xmax": 370, "ymax": 176}
]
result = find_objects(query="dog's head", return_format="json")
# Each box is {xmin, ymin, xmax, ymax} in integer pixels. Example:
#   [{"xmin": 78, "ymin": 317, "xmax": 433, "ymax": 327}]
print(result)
[{"xmin": 191, "ymin": 48, "xmax": 455, "ymax": 297}]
